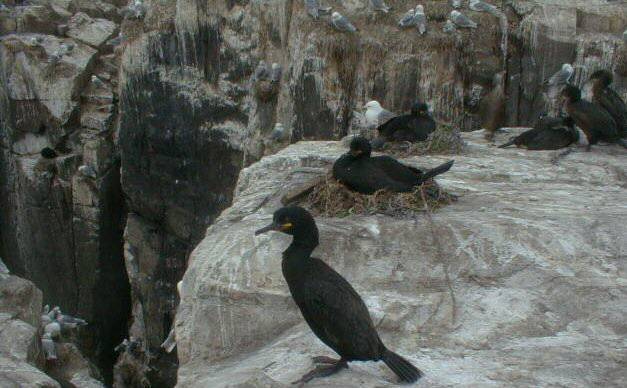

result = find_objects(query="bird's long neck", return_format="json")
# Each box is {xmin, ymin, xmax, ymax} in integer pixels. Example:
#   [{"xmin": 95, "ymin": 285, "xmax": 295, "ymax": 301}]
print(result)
[{"xmin": 282, "ymin": 227, "xmax": 319, "ymax": 263}]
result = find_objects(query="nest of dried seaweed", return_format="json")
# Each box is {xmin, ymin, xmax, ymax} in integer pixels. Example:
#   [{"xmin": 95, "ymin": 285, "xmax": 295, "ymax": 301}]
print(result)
[
  {"xmin": 301, "ymin": 175, "xmax": 456, "ymax": 218},
  {"xmin": 380, "ymin": 124, "xmax": 465, "ymax": 157}
]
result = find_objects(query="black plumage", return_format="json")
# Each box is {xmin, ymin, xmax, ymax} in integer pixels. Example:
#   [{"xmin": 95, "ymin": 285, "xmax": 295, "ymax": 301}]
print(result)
[
  {"xmin": 255, "ymin": 206, "xmax": 422, "ymax": 384},
  {"xmin": 561, "ymin": 85, "xmax": 621, "ymax": 149},
  {"xmin": 376, "ymin": 101, "xmax": 436, "ymax": 144},
  {"xmin": 40, "ymin": 147, "xmax": 58, "ymax": 159},
  {"xmin": 590, "ymin": 70, "xmax": 627, "ymax": 138},
  {"xmin": 498, "ymin": 116, "xmax": 579, "ymax": 150},
  {"xmin": 333, "ymin": 136, "xmax": 454, "ymax": 194}
]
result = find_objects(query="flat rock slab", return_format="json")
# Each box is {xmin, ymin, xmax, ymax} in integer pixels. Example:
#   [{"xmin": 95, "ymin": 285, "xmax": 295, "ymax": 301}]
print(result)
[
  {"xmin": 176, "ymin": 130, "xmax": 627, "ymax": 387},
  {"xmin": 67, "ymin": 12, "xmax": 116, "ymax": 48}
]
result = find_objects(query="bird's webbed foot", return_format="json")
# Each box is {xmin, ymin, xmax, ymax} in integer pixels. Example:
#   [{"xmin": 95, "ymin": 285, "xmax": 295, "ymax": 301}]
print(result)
[
  {"xmin": 311, "ymin": 355, "xmax": 341, "ymax": 364},
  {"xmin": 291, "ymin": 358, "xmax": 348, "ymax": 385}
]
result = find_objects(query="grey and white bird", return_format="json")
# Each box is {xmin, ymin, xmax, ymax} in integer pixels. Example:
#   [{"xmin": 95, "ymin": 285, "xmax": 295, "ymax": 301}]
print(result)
[
  {"xmin": 56, "ymin": 312, "xmax": 88, "ymax": 330},
  {"xmin": 450, "ymin": 10, "xmax": 477, "ymax": 28},
  {"xmin": 414, "ymin": 5, "xmax": 427, "ymax": 35},
  {"xmin": 546, "ymin": 63, "xmax": 574, "ymax": 87},
  {"xmin": 270, "ymin": 62, "xmax": 282, "ymax": 83},
  {"xmin": 41, "ymin": 333, "xmax": 57, "ymax": 360},
  {"xmin": 370, "ymin": 0, "xmax": 390, "ymax": 13},
  {"xmin": 48, "ymin": 50, "xmax": 62, "ymax": 65},
  {"xmin": 44, "ymin": 321, "xmax": 61, "ymax": 339},
  {"xmin": 443, "ymin": 19, "xmax": 457, "ymax": 33},
  {"xmin": 91, "ymin": 75, "xmax": 105, "ymax": 88},
  {"xmin": 270, "ymin": 122, "xmax": 289, "ymax": 142},
  {"xmin": 254, "ymin": 61, "xmax": 270, "ymax": 81},
  {"xmin": 161, "ymin": 328, "xmax": 176, "ymax": 353},
  {"xmin": 364, "ymin": 100, "xmax": 396, "ymax": 128},
  {"xmin": 331, "ymin": 12, "xmax": 357, "ymax": 33},
  {"xmin": 30, "ymin": 36, "xmax": 43, "ymax": 45},
  {"xmin": 449, "ymin": 0, "xmax": 462, "ymax": 9},
  {"xmin": 78, "ymin": 164, "xmax": 97, "ymax": 179},
  {"xmin": 304, "ymin": 0, "xmax": 331, "ymax": 19},
  {"xmin": 398, "ymin": 9, "xmax": 416, "ymax": 28},
  {"xmin": 115, "ymin": 339, "xmax": 130, "ymax": 353},
  {"xmin": 120, "ymin": 0, "xmax": 146, "ymax": 19},
  {"xmin": 469, "ymin": 0, "xmax": 500, "ymax": 14},
  {"xmin": 61, "ymin": 42, "xmax": 74, "ymax": 53}
]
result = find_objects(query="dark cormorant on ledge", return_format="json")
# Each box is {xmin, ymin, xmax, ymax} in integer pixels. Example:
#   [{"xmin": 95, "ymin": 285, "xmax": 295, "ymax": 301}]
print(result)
[
  {"xmin": 333, "ymin": 136, "xmax": 454, "ymax": 194},
  {"xmin": 590, "ymin": 70, "xmax": 626, "ymax": 138},
  {"xmin": 255, "ymin": 206, "xmax": 422, "ymax": 384},
  {"xmin": 375, "ymin": 101, "xmax": 436, "ymax": 146},
  {"xmin": 561, "ymin": 85, "xmax": 621, "ymax": 150},
  {"xmin": 498, "ymin": 116, "xmax": 579, "ymax": 150}
]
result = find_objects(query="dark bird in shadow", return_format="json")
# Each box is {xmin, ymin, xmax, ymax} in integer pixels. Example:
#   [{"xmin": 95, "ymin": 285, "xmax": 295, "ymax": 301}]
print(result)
[
  {"xmin": 333, "ymin": 136, "xmax": 454, "ymax": 194},
  {"xmin": 498, "ymin": 116, "xmax": 579, "ymax": 150},
  {"xmin": 479, "ymin": 71, "xmax": 506, "ymax": 140},
  {"xmin": 561, "ymin": 85, "xmax": 624, "ymax": 150},
  {"xmin": 590, "ymin": 69, "xmax": 626, "ymax": 138},
  {"xmin": 375, "ymin": 101, "xmax": 436, "ymax": 147},
  {"xmin": 40, "ymin": 147, "xmax": 58, "ymax": 159},
  {"xmin": 255, "ymin": 206, "xmax": 422, "ymax": 385}
]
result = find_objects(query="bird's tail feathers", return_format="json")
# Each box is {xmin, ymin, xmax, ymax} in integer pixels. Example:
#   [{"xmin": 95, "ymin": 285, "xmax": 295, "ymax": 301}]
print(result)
[
  {"xmin": 382, "ymin": 348, "xmax": 422, "ymax": 383},
  {"xmin": 422, "ymin": 160, "xmax": 454, "ymax": 181}
]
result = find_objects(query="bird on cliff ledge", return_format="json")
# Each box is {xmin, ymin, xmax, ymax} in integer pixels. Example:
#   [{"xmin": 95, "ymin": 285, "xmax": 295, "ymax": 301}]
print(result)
[
  {"xmin": 331, "ymin": 12, "xmax": 357, "ymax": 32},
  {"xmin": 375, "ymin": 100, "xmax": 436, "ymax": 146},
  {"xmin": 498, "ymin": 116, "xmax": 580, "ymax": 150},
  {"xmin": 255, "ymin": 206, "xmax": 422, "ymax": 384},
  {"xmin": 561, "ymin": 85, "xmax": 623, "ymax": 150},
  {"xmin": 589, "ymin": 69, "xmax": 626, "ymax": 138},
  {"xmin": 333, "ymin": 136, "xmax": 454, "ymax": 194}
]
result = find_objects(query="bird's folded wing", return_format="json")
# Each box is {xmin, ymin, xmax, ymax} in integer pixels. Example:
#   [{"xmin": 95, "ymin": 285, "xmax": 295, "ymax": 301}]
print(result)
[{"xmin": 297, "ymin": 259, "xmax": 378, "ymax": 355}]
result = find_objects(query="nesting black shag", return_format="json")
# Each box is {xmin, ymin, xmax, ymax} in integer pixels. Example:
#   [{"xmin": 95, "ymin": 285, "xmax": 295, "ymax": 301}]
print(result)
[
  {"xmin": 255, "ymin": 206, "xmax": 422, "ymax": 384},
  {"xmin": 376, "ymin": 101, "xmax": 436, "ymax": 145},
  {"xmin": 333, "ymin": 136, "xmax": 454, "ymax": 194},
  {"xmin": 561, "ymin": 85, "xmax": 619, "ymax": 149},
  {"xmin": 590, "ymin": 70, "xmax": 626, "ymax": 138},
  {"xmin": 498, "ymin": 116, "xmax": 579, "ymax": 150},
  {"xmin": 40, "ymin": 147, "xmax": 58, "ymax": 159}
]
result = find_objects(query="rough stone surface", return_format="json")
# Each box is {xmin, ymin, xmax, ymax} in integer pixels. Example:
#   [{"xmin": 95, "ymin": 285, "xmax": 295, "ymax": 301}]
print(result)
[
  {"xmin": 67, "ymin": 12, "xmax": 117, "ymax": 48},
  {"xmin": 176, "ymin": 132, "xmax": 627, "ymax": 387},
  {"xmin": 0, "ymin": 1, "xmax": 130, "ymax": 384},
  {"xmin": 1, "ymin": 0, "xmax": 626, "ymax": 387},
  {"xmin": 0, "ymin": 275, "xmax": 60, "ymax": 388}
]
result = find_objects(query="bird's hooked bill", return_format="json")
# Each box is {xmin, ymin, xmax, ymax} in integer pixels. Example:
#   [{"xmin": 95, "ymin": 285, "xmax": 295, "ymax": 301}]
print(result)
[{"xmin": 255, "ymin": 222, "xmax": 279, "ymax": 235}]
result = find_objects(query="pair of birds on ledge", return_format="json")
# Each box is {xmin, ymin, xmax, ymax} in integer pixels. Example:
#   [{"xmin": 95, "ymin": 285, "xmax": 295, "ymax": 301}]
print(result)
[
  {"xmin": 256, "ymin": 137, "xmax": 454, "ymax": 385},
  {"xmin": 499, "ymin": 70, "xmax": 627, "ymax": 151}
]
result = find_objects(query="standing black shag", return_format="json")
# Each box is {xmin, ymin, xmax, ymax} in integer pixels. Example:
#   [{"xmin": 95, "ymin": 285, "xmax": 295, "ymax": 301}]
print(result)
[
  {"xmin": 590, "ymin": 70, "xmax": 627, "ymax": 138},
  {"xmin": 561, "ymin": 85, "xmax": 620, "ymax": 149},
  {"xmin": 255, "ymin": 206, "xmax": 422, "ymax": 384},
  {"xmin": 498, "ymin": 116, "xmax": 579, "ymax": 150},
  {"xmin": 333, "ymin": 136, "xmax": 454, "ymax": 194},
  {"xmin": 376, "ymin": 101, "xmax": 436, "ymax": 145}
]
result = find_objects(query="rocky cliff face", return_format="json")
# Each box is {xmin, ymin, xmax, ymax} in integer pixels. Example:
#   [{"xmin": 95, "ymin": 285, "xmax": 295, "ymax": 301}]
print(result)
[
  {"xmin": 1, "ymin": 0, "xmax": 625, "ymax": 386},
  {"xmin": 176, "ymin": 132, "xmax": 627, "ymax": 387}
]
